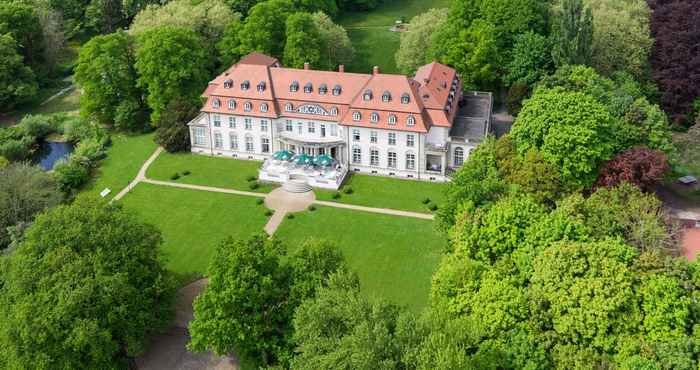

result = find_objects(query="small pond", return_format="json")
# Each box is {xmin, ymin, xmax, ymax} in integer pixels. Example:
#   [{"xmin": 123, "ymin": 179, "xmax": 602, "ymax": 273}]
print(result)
[{"xmin": 32, "ymin": 141, "xmax": 74, "ymax": 171}]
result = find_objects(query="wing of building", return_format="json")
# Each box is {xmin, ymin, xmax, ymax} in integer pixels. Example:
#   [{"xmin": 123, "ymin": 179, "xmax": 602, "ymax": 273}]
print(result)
[{"xmin": 188, "ymin": 53, "xmax": 492, "ymax": 190}]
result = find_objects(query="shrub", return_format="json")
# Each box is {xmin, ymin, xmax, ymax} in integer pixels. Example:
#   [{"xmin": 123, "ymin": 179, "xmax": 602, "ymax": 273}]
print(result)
[
  {"xmin": 72, "ymin": 139, "xmax": 106, "ymax": 166},
  {"xmin": 332, "ymin": 192, "xmax": 341, "ymax": 199},
  {"xmin": 246, "ymin": 175, "xmax": 257, "ymax": 182},
  {"xmin": 308, "ymin": 205, "xmax": 316, "ymax": 211},
  {"xmin": 53, "ymin": 160, "xmax": 89, "ymax": 193},
  {"xmin": 248, "ymin": 181, "xmax": 260, "ymax": 190},
  {"xmin": 0, "ymin": 156, "xmax": 8, "ymax": 169},
  {"xmin": 170, "ymin": 173, "xmax": 180, "ymax": 180},
  {"xmin": 19, "ymin": 114, "xmax": 57, "ymax": 139},
  {"xmin": 421, "ymin": 197, "xmax": 431, "ymax": 204},
  {"xmin": 0, "ymin": 138, "xmax": 32, "ymax": 161},
  {"xmin": 62, "ymin": 117, "xmax": 108, "ymax": 144},
  {"xmin": 343, "ymin": 186, "xmax": 353, "ymax": 194},
  {"xmin": 287, "ymin": 213, "xmax": 295, "ymax": 219},
  {"xmin": 256, "ymin": 198, "xmax": 264, "ymax": 205},
  {"xmin": 182, "ymin": 170, "xmax": 191, "ymax": 176},
  {"xmin": 265, "ymin": 210, "xmax": 273, "ymax": 217},
  {"xmin": 428, "ymin": 203, "xmax": 439, "ymax": 211},
  {"xmin": 506, "ymin": 83, "xmax": 530, "ymax": 117}
]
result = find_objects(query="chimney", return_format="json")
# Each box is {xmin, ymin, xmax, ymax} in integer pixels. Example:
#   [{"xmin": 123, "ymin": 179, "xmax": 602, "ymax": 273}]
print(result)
[
  {"xmin": 373, "ymin": 66, "xmax": 380, "ymax": 75},
  {"xmin": 303, "ymin": 62, "xmax": 310, "ymax": 70},
  {"xmin": 338, "ymin": 64, "xmax": 345, "ymax": 73}
]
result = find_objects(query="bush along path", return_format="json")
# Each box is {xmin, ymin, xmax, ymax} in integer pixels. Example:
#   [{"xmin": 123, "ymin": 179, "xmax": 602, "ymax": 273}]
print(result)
[{"xmin": 112, "ymin": 148, "xmax": 435, "ymax": 235}]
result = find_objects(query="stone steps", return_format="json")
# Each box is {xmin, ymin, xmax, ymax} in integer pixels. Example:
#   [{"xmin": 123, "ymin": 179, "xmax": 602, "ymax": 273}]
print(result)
[{"xmin": 282, "ymin": 179, "xmax": 312, "ymax": 193}]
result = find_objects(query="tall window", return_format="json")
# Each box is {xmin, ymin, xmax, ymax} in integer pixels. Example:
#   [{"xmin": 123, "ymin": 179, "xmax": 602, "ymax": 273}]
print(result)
[
  {"xmin": 352, "ymin": 111, "xmax": 361, "ymax": 121},
  {"xmin": 454, "ymin": 147, "xmax": 464, "ymax": 166},
  {"xmin": 352, "ymin": 129, "xmax": 360, "ymax": 141},
  {"xmin": 308, "ymin": 122, "xmax": 315, "ymax": 133},
  {"xmin": 297, "ymin": 122, "xmax": 303, "ymax": 135},
  {"xmin": 228, "ymin": 99, "xmax": 236, "ymax": 110},
  {"xmin": 260, "ymin": 103, "xmax": 268, "ymax": 112},
  {"xmin": 406, "ymin": 134, "xmax": 415, "ymax": 147},
  {"xmin": 228, "ymin": 116, "xmax": 236, "ymax": 128},
  {"xmin": 320, "ymin": 124, "xmax": 326, "ymax": 137},
  {"xmin": 244, "ymin": 102, "xmax": 252, "ymax": 112},
  {"xmin": 330, "ymin": 124, "xmax": 338, "ymax": 136},
  {"xmin": 406, "ymin": 152, "xmax": 415, "ymax": 170},
  {"xmin": 388, "ymin": 133, "xmax": 396, "ymax": 145},
  {"xmin": 213, "ymin": 114, "xmax": 221, "ymax": 127},
  {"xmin": 214, "ymin": 132, "xmax": 223, "ymax": 148},
  {"xmin": 370, "ymin": 149, "xmax": 379, "ymax": 166},
  {"xmin": 352, "ymin": 146, "xmax": 361, "ymax": 164},
  {"xmin": 260, "ymin": 120, "xmax": 268, "ymax": 132},
  {"xmin": 370, "ymin": 131, "xmax": 377, "ymax": 143},
  {"xmin": 407, "ymin": 115, "xmax": 415, "ymax": 126},
  {"xmin": 261, "ymin": 137, "xmax": 270, "ymax": 153},
  {"xmin": 212, "ymin": 99, "xmax": 221, "ymax": 109},
  {"xmin": 388, "ymin": 151, "xmax": 397, "ymax": 168},
  {"xmin": 388, "ymin": 114, "xmax": 396, "ymax": 125},
  {"xmin": 245, "ymin": 135, "xmax": 254, "ymax": 152},
  {"xmin": 229, "ymin": 133, "xmax": 238, "ymax": 150},
  {"xmin": 194, "ymin": 127, "xmax": 206, "ymax": 146},
  {"xmin": 370, "ymin": 112, "xmax": 379, "ymax": 123},
  {"xmin": 286, "ymin": 119, "xmax": 293, "ymax": 132},
  {"xmin": 245, "ymin": 118, "xmax": 252, "ymax": 130}
]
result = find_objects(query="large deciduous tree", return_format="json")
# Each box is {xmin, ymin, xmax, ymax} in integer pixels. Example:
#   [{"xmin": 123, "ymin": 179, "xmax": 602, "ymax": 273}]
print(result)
[
  {"xmin": 135, "ymin": 26, "xmax": 211, "ymax": 124},
  {"xmin": 311, "ymin": 11, "xmax": 354, "ymax": 71},
  {"xmin": 0, "ymin": 34, "xmax": 38, "ymax": 110},
  {"xmin": 283, "ymin": 12, "xmax": 322, "ymax": 68},
  {"xmin": 595, "ymin": 147, "xmax": 669, "ymax": 192},
  {"xmin": 551, "ymin": 0, "xmax": 593, "ymax": 67},
  {"xmin": 0, "ymin": 2, "xmax": 45, "ymax": 76},
  {"xmin": 511, "ymin": 88, "xmax": 618, "ymax": 188},
  {"xmin": 505, "ymin": 31, "xmax": 553, "ymax": 86},
  {"xmin": 75, "ymin": 31, "xmax": 149, "ymax": 132},
  {"xmin": 396, "ymin": 8, "xmax": 449, "ymax": 75},
  {"xmin": 238, "ymin": 0, "xmax": 295, "ymax": 59},
  {"xmin": 154, "ymin": 96, "xmax": 199, "ymax": 152},
  {"xmin": 0, "ymin": 198, "xmax": 175, "ymax": 369}
]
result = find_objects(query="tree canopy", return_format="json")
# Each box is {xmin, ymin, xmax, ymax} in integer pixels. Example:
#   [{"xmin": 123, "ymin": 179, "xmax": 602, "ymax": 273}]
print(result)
[
  {"xmin": 0, "ymin": 33, "xmax": 37, "ymax": 110},
  {"xmin": 551, "ymin": 0, "xmax": 593, "ymax": 67},
  {"xmin": 283, "ymin": 12, "xmax": 322, "ymax": 68},
  {"xmin": 238, "ymin": 0, "xmax": 295, "ymax": 59},
  {"xmin": 395, "ymin": 8, "xmax": 449, "ymax": 75}
]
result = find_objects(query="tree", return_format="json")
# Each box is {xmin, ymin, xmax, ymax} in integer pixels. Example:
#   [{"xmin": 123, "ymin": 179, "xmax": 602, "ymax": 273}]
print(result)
[
  {"xmin": 649, "ymin": 0, "xmax": 700, "ymax": 124},
  {"xmin": 216, "ymin": 17, "xmax": 244, "ymax": 67},
  {"xmin": 224, "ymin": 0, "xmax": 265, "ymax": 15},
  {"xmin": 84, "ymin": 0, "xmax": 125, "ymax": 34},
  {"xmin": 129, "ymin": 0, "xmax": 237, "ymax": 45},
  {"xmin": 0, "ymin": 163, "xmax": 61, "ymax": 249},
  {"xmin": 551, "ymin": 0, "xmax": 593, "ymax": 67},
  {"xmin": 311, "ymin": 11, "xmax": 354, "ymax": 71},
  {"xmin": 505, "ymin": 31, "xmax": 552, "ymax": 87},
  {"xmin": 292, "ymin": 0, "xmax": 338, "ymax": 18},
  {"xmin": 0, "ymin": 198, "xmax": 175, "ymax": 369},
  {"xmin": 511, "ymin": 88, "xmax": 619, "ymax": 188},
  {"xmin": 586, "ymin": 0, "xmax": 653, "ymax": 80},
  {"xmin": 396, "ymin": 8, "xmax": 449, "ymax": 75},
  {"xmin": 36, "ymin": 6, "xmax": 66, "ymax": 76},
  {"xmin": 595, "ymin": 147, "xmax": 669, "ymax": 192},
  {"xmin": 0, "ymin": 2, "xmax": 45, "ymax": 76},
  {"xmin": 155, "ymin": 97, "xmax": 200, "ymax": 152},
  {"xmin": 135, "ymin": 26, "xmax": 211, "ymax": 124},
  {"xmin": 0, "ymin": 34, "xmax": 38, "ymax": 110},
  {"xmin": 238, "ymin": 0, "xmax": 295, "ymax": 59},
  {"xmin": 478, "ymin": 0, "xmax": 549, "ymax": 55},
  {"xmin": 283, "ymin": 12, "xmax": 322, "ymax": 68},
  {"xmin": 75, "ymin": 31, "xmax": 149, "ymax": 132}
]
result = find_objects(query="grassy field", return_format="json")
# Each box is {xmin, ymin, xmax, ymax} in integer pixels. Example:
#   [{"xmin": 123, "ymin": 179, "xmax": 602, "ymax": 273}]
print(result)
[
  {"xmin": 146, "ymin": 152, "xmax": 276, "ymax": 193},
  {"xmin": 316, "ymin": 173, "xmax": 447, "ymax": 213},
  {"xmin": 82, "ymin": 132, "xmax": 158, "ymax": 197},
  {"xmin": 339, "ymin": 0, "xmax": 451, "ymax": 74},
  {"xmin": 275, "ymin": 206, "xmax": 445, "ymax": 311},
  {"xmin": 120, "ymin": 183, "xmax": 270, "ymax": 275}
]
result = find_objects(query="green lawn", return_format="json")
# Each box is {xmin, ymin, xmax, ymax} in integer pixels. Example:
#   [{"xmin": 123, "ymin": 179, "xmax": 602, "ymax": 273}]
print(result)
[
  {"xmin": 146, "ymin": 152, "xmax": 276, "ymax": 193},
  {"xmin": 120, "ymin": 183, "xmax": 270, "ymax": 275},
  {"xmin": 275, "ymin": 206, "xmax": 445, "ymax": 311},
  {"xmin": 82, "ymin": 132, "xmax": 158, "ymax": 197},
  {"xmin": 316, "ymin": 173, "xmax": 447, "ymax": 213},
  {"xmin": 339, "ymin": 0, "xmax": 451, "ymax": 74}
]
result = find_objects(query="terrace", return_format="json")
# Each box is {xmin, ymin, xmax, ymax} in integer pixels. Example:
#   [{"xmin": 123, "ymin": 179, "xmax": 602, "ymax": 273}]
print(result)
[{"xmin": 259, "ymin": 151, "xmax": 348, "ymax": 190}]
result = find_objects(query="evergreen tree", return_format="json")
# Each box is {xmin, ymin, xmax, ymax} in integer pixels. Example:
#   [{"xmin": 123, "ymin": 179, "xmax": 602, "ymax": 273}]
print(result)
[{"xmin": 552, "ymin": 0, "xmax": 593, "ymax": 67}]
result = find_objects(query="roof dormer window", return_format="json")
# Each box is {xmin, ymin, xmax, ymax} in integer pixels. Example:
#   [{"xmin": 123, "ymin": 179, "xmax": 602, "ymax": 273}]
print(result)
[
  {"xmin": 388, "ymin": 114, "xmax": 397, "ymax": 125},
  {"xmin": 260, "ymin": 103, "xmax": 268, "ymax": 112},
  {"xmin": 370, "ymin": 112, "xmax": 379, "ymax": 123},
  {"xmin": 363, "ymin": 89, "xmax": 372, "ymax": 101},
  {"xmin": 319, "ymin": 84, "xmax": 328, "ymax": 95},
  {"xmin": 304, "ymin": 82, "xmax": 313, "ymax": 93},
  {"xmin": 257, "ymin": 81, "xmax": 266, "ymax": 92},
  {"xmin": 407, "ymin": 115, "xmax": 415, "ymax": 126},
  {"xmin": 382, "ymin": 91, "xmax": 391, "ymax": 102},
  {"xmin": 285, "ymin": 103, "xmax": 293, "ymax": 112},
  {"xmin": 333, "ymin": 85, "xmax": 342, "ymax": 96},
  {"xmin": 352, "ymin": 111, "xmax": 361, "ymax": 121},
  {"xmin": 241, "ymin": 80, "xmax": 250, "ymax": 90},
  {"xmin": 290, "ymin": 81, "xmax": 299, "ymax": 92},
  {"xmin": 401, "ymin": 93, "xmax": 410, "ymax": 104},
  {"xmin": 228, "ymin": 99, "xmax": 236, "ymax": 110},
  {"xmin": 223, "ymin": 79, "xmax": 233, "ymax": 89},
  {"xmin": 212, "ymin": 98, "xmax": 221, "ymax": 109},
  {"xmin": 244, "ymin": 101, "xmax": 252, "ymax": 112}
]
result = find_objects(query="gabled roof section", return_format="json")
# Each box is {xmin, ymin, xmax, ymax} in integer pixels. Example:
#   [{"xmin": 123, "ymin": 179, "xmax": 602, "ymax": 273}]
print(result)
[
  {"xmin": 414, "ymin": 61, "xmax": 458, "ymax": 109},
  {"xmin": 208, "ymin": 63, "xmax": 275, "ymax": 101},
  {"xmin": 238, "ymin": 52, "xmax": 280, "ymax": 67},
  {"xmin": 270, "ymin": 68, "xmax": 371, "ymax": 105},
  {"xmin": 348, "ymin": 74, "xmax": 424, "ymax": 114}
]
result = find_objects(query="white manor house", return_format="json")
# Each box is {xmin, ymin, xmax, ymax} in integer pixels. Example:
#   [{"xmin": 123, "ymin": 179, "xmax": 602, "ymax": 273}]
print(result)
[{"xmin": 188, "ymin": 52, "xmax": 492, "ymax": 190}]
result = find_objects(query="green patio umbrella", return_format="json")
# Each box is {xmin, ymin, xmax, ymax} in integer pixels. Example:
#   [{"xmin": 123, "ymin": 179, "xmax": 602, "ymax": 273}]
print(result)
[
  {"xmin": 293, "ymin": 153, "xmax": 313, "ymax": 165},
  {"xmin": 314, "ymin": 154, "xmax": 333, "ymax": 167},
  {"xmin": 273, "ymin": 150, "xmax": 294, "ymax": 161}
]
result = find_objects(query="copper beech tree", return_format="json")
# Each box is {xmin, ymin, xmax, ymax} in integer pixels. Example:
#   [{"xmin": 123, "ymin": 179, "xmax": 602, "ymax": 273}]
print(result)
[{"xmin": 595, "ymin": 146, "xmax": 669, "ymax": 191}]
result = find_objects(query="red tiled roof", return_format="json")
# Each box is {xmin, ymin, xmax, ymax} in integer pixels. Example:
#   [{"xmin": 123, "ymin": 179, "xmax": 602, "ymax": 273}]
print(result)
[
  {"xmin": 682, "ymin": 228, "xmax": 700, "ymax": 261},
  {"xmin": 198, "ymin": 52, "xmax": 461, "ymax": 133}
]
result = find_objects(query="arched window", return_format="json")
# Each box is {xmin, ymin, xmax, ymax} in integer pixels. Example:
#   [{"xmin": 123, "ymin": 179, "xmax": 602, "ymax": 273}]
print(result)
[
  {"xmin": 285, "ymin": 103, "xmax": 293, "ymax": 112},
  {"xmin": 223, "ymin": 79, "xmax": 233, "ymax": 89},
  {"xmin": 241, "ymin": 80, "xmax": 250, "ymax": 90},
  {"xmin": 401, "ymin": 93, "xmax": 410, "ymax": 104},
  {"xmin": 260, "ymin": 103, "xmax": 268, "ymax": 112},
  {"xmin": 212, "ymin": 98, "xmax": 221, "ymax": 109},
  {"xmin": 257, "ymin": 81, "xmax": 266, "ymax": 92},
  {"xmin": 290, "ymin": 81, "xmax": 299, "ymax": 92},
  {"xmin": 227, "ymin": 99, "xmax": 236, "ymax": 110},
  {"xmin": 304, "ymin": 82, "xmax": 313, "ymax": 93},
  {"xmin": 319, "ymin": 84, "xmax": 328, "ymax": 95},
  {"xmin": 370, "ymin": 112, "xmax": 379, "ymax": 123},
  {"xmin": 332, "ymin": 85, "xmax": 342, "ymax": 96},
  {"xmin": 330, "ymin": 106, "xmax": 338, "ymax": 116},
  {"xmin": 388, "ymin": 114, "xmax": 397, "ymax": 125},
  {"xmin": 382, "ymin": 91, "xmax": 391, "ymax": 102},
  {"xmin": 363, "ymin": 89, "xmax": 372, "ymax": 101},
  {"xmin": 352, "ymin": 111, "xmax": 361, "ymax": 121},
  {"xmin": 407, "ymin": 115, "xmax": 415, "ymax": 126},
  {"xmin": 454, "ymin": 147, "xmax": 464, "ymax": 166},
  {"xmin": 244, "ymin": 101, "xmax": 252, "ymax": 112}
]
